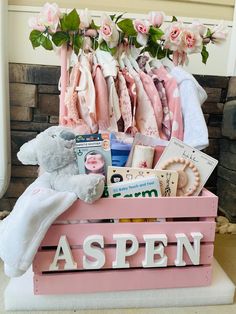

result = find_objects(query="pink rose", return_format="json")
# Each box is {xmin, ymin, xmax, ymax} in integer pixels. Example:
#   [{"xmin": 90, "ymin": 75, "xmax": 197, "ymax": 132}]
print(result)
[
  {"xmin": 98, "ymin": 14, "xmax": 119, "ymax": 48},
  {"xmin": 79, "ymin": 8, "xmax": 91, "ymax": 30},
  {"xmin": 182, "ymin": 26, "xmax": 203, "ymax": 54},
  {"xmin": 133, "ymin": 19, "xmax": 150, "ymax": 34},
  {"xmin": 211, "ymin": 21, "xmax": 228, "ymax": 44},
  {"xmin": 28, "ymin": 16, "xmax": 46, "ymax": 32},
  {"xmin": 148, "ymin": 11, "xmax": 165, "ymax": 28},
  {"xmin": 133, "ymin": 19, "xmax": 150, "ymax": 46},
  {"xmin": 192, "ymin": 21, "xmax": 208, "ymax": 38},
  {"xmin": 40, "ymin": 2, "xmax": 61, "ymax": 33},
  {"xmin": 164, "ymin": 22, "xmax": 184, "ymax": 51},
  {"xmin": 28, "ymin": 2, "xmax": 61, "ymax": 33}
]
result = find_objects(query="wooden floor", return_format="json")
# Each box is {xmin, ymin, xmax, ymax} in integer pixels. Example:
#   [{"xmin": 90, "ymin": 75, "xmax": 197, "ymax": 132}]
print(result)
[{"xmin": 0, "ymin": 234, "xmax": 235, "ymax": 314}]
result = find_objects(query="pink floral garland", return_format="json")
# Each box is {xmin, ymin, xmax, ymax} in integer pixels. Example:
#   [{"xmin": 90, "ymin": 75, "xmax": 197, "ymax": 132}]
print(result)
[{"xmin": 28, "ymin": 2, "xmax": 228, "ymax": 66}]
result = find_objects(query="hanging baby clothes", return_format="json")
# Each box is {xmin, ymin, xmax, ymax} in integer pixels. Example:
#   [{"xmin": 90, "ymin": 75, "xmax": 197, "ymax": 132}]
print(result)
[
  {"xmin": 117, "ymin": 71, "xmax": 133, "ymax": 133},
  {"xmin": 122, "ymin": 68, "xmax": 138, "ymax": 135},
  {"xmin": 107, "ymin": 76, "xmax": 121, "ymax": 132},
  {"xmin": 152, "ymin": 66, "xmax": 183, "ymax": 140},
  {"xmin": 124, "ymin": 57, "xmax": 160, "ymax": 137},
  {"xmin": 63, "ymin": 63, "xmax": 91, "ymax": 134},
  {"xmin": 139, "ymin": 71, "xmax": 164, "ymax": 137},
  {"xmin": 154, "ymin": 79, "xmax": 172, "ymax": 140},
  {"xmin": 96, "ymin": 50, "xmax": 121, "ymax": 132},
  {"xmin": 76, "ymin": 53, "xmax": 98, "ymax": 133},
  {"xmin": 92, "ymin": 63, "xmax": 110, "ymax": 132},
  {"xmin": 64, "ymin": 63, "xmax": 80, "ymax": 123},
  {"xmin": 137, "ymin": 55, "xmax": 171, "ymax": 140},
  {"xmin": 171, "ymin": 66, "xmax": 209, "ymax": 150}
]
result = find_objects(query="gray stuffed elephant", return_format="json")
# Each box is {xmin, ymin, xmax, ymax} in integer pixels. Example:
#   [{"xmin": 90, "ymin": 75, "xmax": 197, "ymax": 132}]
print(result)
[{"xmin": 17, "ymin": 126, "xmax": 105, "ymax": 203}]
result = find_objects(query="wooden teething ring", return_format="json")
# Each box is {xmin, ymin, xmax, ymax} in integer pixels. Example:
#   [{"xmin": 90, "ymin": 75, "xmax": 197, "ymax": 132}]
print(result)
[{"xmin": 161, "ymin": 158, "xmax": 200, "ymax": 196}]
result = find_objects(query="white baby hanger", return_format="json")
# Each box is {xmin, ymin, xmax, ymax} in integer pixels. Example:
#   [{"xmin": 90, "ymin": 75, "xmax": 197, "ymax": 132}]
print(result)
[
  {"xmin": 117, "ymin": 45, "xmax": 125, "ymax": 69},
  {"xmin": 143, "ymin": 54, "xmax": 152, "ymax": 73},
  {"xmin": 123, "ymin": 54, "xmax": 134, "ymax": 73},
  {"xmin": 161, "ymin": 56, "xmax": 174, "ymax": 71},
  {"xmin": 128, "ymin": 54, "xmax": 140, "ymax": 72},
  {"xmin": 150, "ymin": 58, "xmax": 163, "ymax": 69}
]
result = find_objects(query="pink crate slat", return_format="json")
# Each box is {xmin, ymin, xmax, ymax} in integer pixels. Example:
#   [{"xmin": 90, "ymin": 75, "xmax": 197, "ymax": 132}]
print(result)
[
  {"xmin": 57, "ymin": 190, "xmax": 218, "ymax": 222},
  {"xmin": 33, "ymin": 243, "xmax": 214, "ymax": 274},
  {"xmin": 41, "ymin": 221, "xmax": 216, "ymax": 247},
  {"xmin": 199, "ymin": 217, "xmax": 216, "ymax": 222},
  {"xmin": 33, "ymin": 265, "xmax": 213, "ymax": 295}
]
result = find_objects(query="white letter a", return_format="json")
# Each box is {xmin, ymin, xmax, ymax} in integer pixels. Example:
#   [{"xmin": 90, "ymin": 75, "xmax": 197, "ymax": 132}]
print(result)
[{"xmin": 49, "ymin": 235, "xmax": 77, "ymax": 271}]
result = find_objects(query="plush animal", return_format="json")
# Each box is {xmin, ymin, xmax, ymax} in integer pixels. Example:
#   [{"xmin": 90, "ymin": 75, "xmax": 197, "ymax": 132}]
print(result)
[
  {"xmin": 17, "ymin": 126, "xmax": 105, "ymax": 203},
  {"xmin": 216, "ymin": 216, "xmax": 236, "ymax": 234}
]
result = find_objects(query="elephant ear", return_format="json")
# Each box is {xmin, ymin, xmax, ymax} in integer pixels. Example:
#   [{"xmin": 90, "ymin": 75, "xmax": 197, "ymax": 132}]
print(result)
[
  {"xmin": 36, "ymin": 130, "xmax": 76, "ymax": 173},
  {"xmin": 17, "ymin": 138, "xmax": 38, "ymax": 165}
]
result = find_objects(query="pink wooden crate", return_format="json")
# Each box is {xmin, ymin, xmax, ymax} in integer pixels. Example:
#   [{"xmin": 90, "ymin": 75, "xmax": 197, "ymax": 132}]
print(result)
[{"xmin": 33, "ymin": 189, "xmax": 218, "ymax": 295}]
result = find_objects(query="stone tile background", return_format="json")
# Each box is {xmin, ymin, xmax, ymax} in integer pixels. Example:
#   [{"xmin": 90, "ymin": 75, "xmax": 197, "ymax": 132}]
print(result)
[{"xmin": 0, "ymin": 63, "xmax": 232, "ymax": 217}]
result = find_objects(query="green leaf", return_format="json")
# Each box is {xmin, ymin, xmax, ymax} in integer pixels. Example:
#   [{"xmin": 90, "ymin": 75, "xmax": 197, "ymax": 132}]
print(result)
[
  {"xmin": 149, "ymin": 26, "xmax": 164, "ymax": 42},
  {"xmin": 99, "ymin": 41, "xmax": 117, "ymax": 56},
  {"xmin": 157, "ymin": 47, "xmax": 168, "ymax": 59},
  {"xmin": 115, "ymin": 13, "xmax": 126, "ymax": 23},
  {"xmin": 133, "ymin": 37, "xmax": 142, "ymax": 48},
  {"xmin": 90, "ymin": 19, "xmax": 100, "ymax": 30},
  {"xmin": 110, "ymin": 14, "xmax": 116, "ymax": 21},
  {"xmin": 117, "ymin": 18, "xmax": 137, "ymax": 36},
  {"xmin": 143, "ymin": 44, "xmax": 158, "ymax": 58},
  {"xmin": 91, "ymin": 38, "xmax": 99, "ymax": 50},
  {"xmin": 99, "ymin": 41, "xmax": 110, "ymax": 52},
  {"xmin": 29, "ymin": 30, "xmax": 42, "ymax": 48},
  {"xmin": 73, "ymin": 34, "xmax": 83, "ymax": 55},
  {"xmin": 206, "ymin": 27, "xmax": 212, "ymax": 38},
  {"xmin": 52, "ymin": 31, "xmax": 69, "ymax": 46},
  {"xmin": 172, "ymin": 16, "xmax": 178, "ymax": 22},
  {"xmin": 66, "ymin": 9, "xmax": 80, "ymax": 31},
  {"xmin": 40, "ymin": 36, "xmax": 53, "ymax": 50},
  {"xmin": 60, "ymin": 14, "xmax": 68, "ymax": 31},
  {"xmin": 110, "ymin": 47, "xmax": 117, "ymax": 56},
  {"xmin": 60, "ymin": 9, "xmax": 80, "ymax": 31},
  {"xmin": 201, "ymin": 45, "xmax": 209, "ymax": 64}
]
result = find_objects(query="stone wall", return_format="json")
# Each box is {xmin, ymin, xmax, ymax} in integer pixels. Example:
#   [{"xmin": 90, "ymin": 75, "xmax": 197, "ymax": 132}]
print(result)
[
  {"xmin": 0, "ymin": 63, "xmax": 230, "ymax": 216},
  {"xmin": 217, "ymin": 78, "xmax": 236, "ymax": 222}
]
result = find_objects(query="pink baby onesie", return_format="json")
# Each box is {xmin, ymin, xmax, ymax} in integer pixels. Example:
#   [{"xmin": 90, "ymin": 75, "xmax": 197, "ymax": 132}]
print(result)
[
  {"xmin": 136, "ymin": 55, "xmax": 171, "ymax": 139},
  {"xmin": 95, "ymin": 50, "xmax": 121, "ymax": 133},
  {"xmin": 152, "ymin": 76, "xmax": 172, "ymax": 140},
  {"xmin": 63, "ymin": 63, "xmax": 91, "ymax": 134},
  {"xmin": 117, "ymin": 71, "xmax": 133, "ymax": 133},
  {"xmin": 139, "ymin": 71, "xmax": 164, "ymax": 137},
  {"xmin": 124, "ymin": 61, "xmax": 159, "ymax": 138},
  {"xmin": 77, "ymin": 54, "xmax": 98, "ymax": 134},
  {"xmin": 152, "ymin": 66, "xmax": 183, "ymax": 140},
  {"xmin": 106, "ymin": 76, "xmax": 120, "ymax": 132},
  {"xmin": 122, "ymin": 68, "xmax": 138, "ymax": 135},
  {"xmin": 92, "ymin": 64, "xmax": 110, "ymax": 132},
  {"xmin": 64, "ymin": 63, "xmax": 80, "ymax": 123}
]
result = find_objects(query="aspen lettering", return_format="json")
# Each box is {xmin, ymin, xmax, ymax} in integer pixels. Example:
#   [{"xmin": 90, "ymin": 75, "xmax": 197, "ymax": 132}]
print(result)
[{"xmin": 49, "ymin": 232, "xmax": 203, "ymax": 271}]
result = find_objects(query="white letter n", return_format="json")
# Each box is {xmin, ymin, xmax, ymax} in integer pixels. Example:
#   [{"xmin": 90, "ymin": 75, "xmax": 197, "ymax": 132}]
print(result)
[{"xmin": 175, "ymin": 232, "xmax": 203, "ymax": 266}]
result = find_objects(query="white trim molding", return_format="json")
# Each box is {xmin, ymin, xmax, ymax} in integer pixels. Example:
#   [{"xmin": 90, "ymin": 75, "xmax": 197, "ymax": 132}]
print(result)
[
  {"xmin": 0, "ymin": 0, "xmax": 11, "ymax": 198},
  {"xmin": 227, "ymin": 0, "xmax": 236, "ymax": 75}
]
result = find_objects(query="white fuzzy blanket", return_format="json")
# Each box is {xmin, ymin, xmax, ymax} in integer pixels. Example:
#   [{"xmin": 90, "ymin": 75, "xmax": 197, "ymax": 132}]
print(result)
[{"xmin": 0, "ymin": 173, "xmax": 76, "ymax": 277}]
